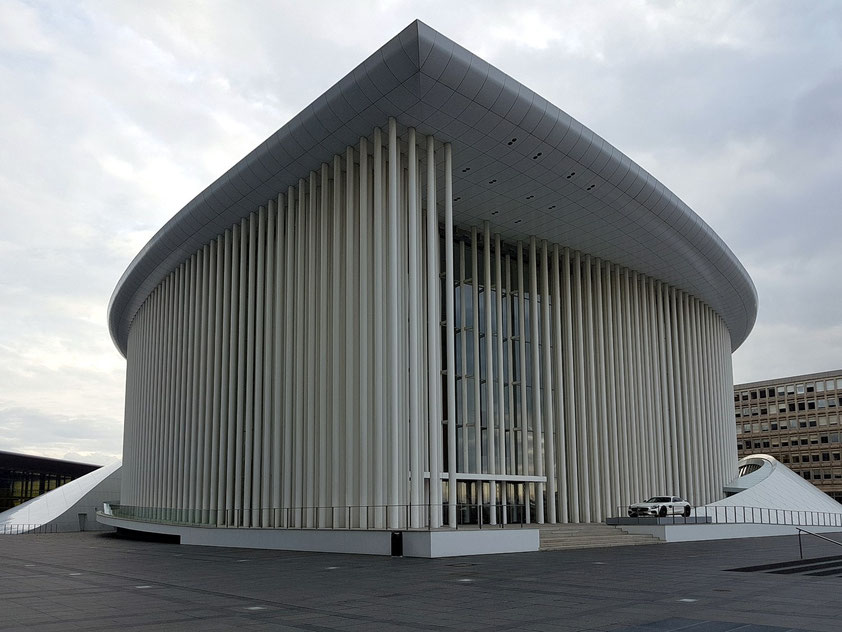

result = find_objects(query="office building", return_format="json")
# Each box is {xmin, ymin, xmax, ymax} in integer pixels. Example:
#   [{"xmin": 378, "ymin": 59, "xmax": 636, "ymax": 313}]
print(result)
[{"xmin": 735, "ymin": 370, "xmax": 842, "ymax": 502}]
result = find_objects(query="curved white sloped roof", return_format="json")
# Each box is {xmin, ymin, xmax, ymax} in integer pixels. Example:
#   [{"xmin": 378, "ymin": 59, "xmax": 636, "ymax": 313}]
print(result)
[
  {"xmin": 108, "ymin": 20, "xmax": 757, "ymax": 357},
  {"xmin": 0, "ymin": 461, "xmax": 121, "ymax": 532},
  {"xmin": 711, "ymin": 454, "xmax": 842, "ymax": 514}
]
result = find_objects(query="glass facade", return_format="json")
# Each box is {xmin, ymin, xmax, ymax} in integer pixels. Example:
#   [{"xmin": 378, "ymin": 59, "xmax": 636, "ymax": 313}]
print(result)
[{"xmin": 0, "ymin": 451, "xmax": 99, "ymax": 512}]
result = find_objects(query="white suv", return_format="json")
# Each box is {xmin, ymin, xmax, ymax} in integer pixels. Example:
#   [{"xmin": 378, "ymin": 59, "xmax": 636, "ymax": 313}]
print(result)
[{"xmin": 628, "ymin": 496, "xmax": 691, "ymax": 518}]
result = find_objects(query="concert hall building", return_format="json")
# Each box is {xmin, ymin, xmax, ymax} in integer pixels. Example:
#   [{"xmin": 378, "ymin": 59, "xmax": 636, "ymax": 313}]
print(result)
[{"xmin": 102, "ymin": 21, "xmax": 756, "ymax": 552}]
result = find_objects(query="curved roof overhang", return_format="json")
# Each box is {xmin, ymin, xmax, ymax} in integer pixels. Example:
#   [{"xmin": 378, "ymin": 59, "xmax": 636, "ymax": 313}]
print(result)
[{"xmin": 109, "ymin": 19, "xmax": 757, "ymax": 357}]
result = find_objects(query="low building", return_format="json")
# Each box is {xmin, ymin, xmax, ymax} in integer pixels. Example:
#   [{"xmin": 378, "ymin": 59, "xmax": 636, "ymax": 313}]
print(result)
[
  {"xmin": 735, "ymin": 370, "xmax": 842, "ymax": 502},
  {"xmin": 0, "ymin": 451, "xmax": 99, "ymax": 512}
]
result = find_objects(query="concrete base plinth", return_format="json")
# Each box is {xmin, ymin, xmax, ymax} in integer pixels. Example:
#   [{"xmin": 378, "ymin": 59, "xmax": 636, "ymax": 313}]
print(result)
[{"xmin": 96, "ymin": 513, "xmax": 539, "ymax": 557}]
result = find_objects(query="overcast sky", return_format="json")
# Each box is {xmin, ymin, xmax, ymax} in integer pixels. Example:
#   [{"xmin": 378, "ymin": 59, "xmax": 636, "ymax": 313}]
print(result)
[{"xmin": 1, "ymin": 1, "xmax": 840, "ymax": 465}]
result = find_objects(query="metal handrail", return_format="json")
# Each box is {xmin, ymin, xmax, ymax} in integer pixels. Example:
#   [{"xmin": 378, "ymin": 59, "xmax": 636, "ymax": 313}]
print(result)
[
  {"xmin": 0, "ymin": 523, "xmax": 59, "ymax": 535},
  {"xmin": 796, "ymin": 527, "xmax": 842, "ymax": 559},
  {"xmin": 613, "ymin": 503, "xmax": 842, "ymax": 528},
  {"xmin": 100, "ymin": 502, "xmax": 534, "ymax": 532}
]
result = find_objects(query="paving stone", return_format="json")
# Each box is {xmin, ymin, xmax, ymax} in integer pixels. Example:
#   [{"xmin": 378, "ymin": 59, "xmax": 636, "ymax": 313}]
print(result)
[{"xmin": 1, "ymin": 531, "xmax": 842, "ymax": 631}]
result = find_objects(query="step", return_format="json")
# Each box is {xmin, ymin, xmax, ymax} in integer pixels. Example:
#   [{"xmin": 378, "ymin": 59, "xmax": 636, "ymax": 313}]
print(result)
[{"xmin": 537, "ymin": 523, "xmax": 663, "ymax": 551}]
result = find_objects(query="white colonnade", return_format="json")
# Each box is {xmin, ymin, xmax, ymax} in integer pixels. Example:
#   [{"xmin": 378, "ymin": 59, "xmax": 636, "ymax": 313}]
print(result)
[{"xmin": 121, "ymin": 121, "xmax": 737, "ymax": 530}]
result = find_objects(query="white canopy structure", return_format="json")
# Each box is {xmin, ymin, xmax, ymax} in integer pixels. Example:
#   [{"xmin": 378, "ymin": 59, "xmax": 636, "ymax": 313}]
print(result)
[{"xmin": 713, "ymin": 454, "xmax": 842, "ymax": 514}]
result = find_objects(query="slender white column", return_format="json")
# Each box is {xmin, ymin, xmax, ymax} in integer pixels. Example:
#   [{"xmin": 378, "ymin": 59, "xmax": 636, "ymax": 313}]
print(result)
[
  {"xmin": 224, "ymin": 228, "xmax": 237, "ymax": 525},
  {"xmin": 494, "ymin": 234, "xmax": 507, "ymax": 522},
  {"xmin": 671, "ymin": 289, "xmax": 689, "ymax": 498},
  {"xmin": 426, "ymin": 134, "xmax": 441, "ymax": 528},
  {"xmin": 471, "ymin": 227, "xmax": 483, "ymax": 522},
  {"xmin": 263, "ymin": 199, "xmax": 277, "ymax": 526},
  {"xmin": 655, "ymin": 281, "xmax": 673, "ymax": 494},
  {"xmin": 528, "ymin": 237, "xmax": 545, "ymax": 523},
  {"xmin": 344, "ymin": 146, "xmax": 357, "ymax": 526},
  {"xmin": 243, "ymin": 214, "xmax": 259, "ymax": 526},
  {"xmin": 188, "ymin": 249, "xmax": 201, "ymax": 520},
  {"xmin": 293, "ymin": 179, "xmax": 306, "ymax": 527},
  {"xmin": 572, "ymin": 251, "xmax": 589, "ymax": 521},
  {"xmin": 504, "ymin": 254, "xmax": 518, "ymax": 503},
  {"xmin": 280, "ymin": 186, "xmax": 300, "ymax": 527},
  {"xmin": 677, "ymin": 292, "xmax": 695, "ymax": 503},
  {"xmin": 551, "ymin": 245, "xmax": 568, "ymax": 523},
  {"xmin": 372, "ymin": 129, "xmax": 385, "ymax": 528},
  {"xmin": 358, "ymin": 139, "xmax": 370, "ymax": 528},
  {"xmin": 172, "ymin": 265, "xmax": 186, "ymax": 516},
  {"xmin": 459, "ymin": 242, "xmax": 469, "ymax": 478},
  {"xmin": 612, "ymin": 266, "xmax": 630, "ymax": 507},
  {"xmin": 561, "ymin": 247, "xmax": 579, "ymax": 522},
  {"xmin": 583, "ymin": 255, "xmax": 601, "ymax": 520},
  {"xmin": 629, "ymin": 271, "xmax": 647, "ymax": 499},
  {"xmin": 234, "ymin": 223, "xmax": 247, "ymax": 525},
  {"xmin": 195, "ymin": 246, "xmax": 209, "ymax": 521},
  {"xmin": 254, "ymin": 205, "xmax": 267, "ymax": 526},
  {"xmin": 271, "ymin": 194, "xmax": 285, "ymax": 527},
  {"xmin": 407, "ymin": 129, "xmax": 421, "ymax": 528},
  {"xmin": 593, "ymin": 260, "xmax": 610, "ymax": 518},
  {"xmin": 483, "ymin": 222, "xmax": 497, "ymax": 525},
  {"xmin": 332, "ymin": 156, "xmax": 343, "ymax": 526},
  {"xmin": 644, "ymin": 278, "xmax": 665, "ymax": 493},
  {"xmin": 210, "ymin": 235, "xmax": 223, "ymax": 524},
  {"xmin": 639, "ymin": 277, "xmax": 655, "ymax": 493},
  {"xmin": 387, "ymin": 118, "xmax": 401, "ymax": 528},
  {"xmin": 516, "ymin": 243, "xmax": 530, "ymax": 521},
  {"xmin": 444, "ymin": 143, "xmax": 457, "ymax": 528},
  {"xmin": 663, "ymin": 285, "xmax": 680, "ymax": 497},
  {"xmin": 308, "ymin": 169, "xmax": 324, "ymax": 527},
  {"xmin": 602, "ymin": 263, "xmax": 620, "ymax": 513},
  {"xmin": 540, "ymin": 240, "xmax": 556, "ymax": 523}
]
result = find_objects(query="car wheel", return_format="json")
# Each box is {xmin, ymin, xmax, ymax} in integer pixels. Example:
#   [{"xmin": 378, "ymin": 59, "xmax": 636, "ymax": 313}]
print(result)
[
  {"xmin": 628, "ymin": 510, "xmax": 635, "ymax": 517},
  {"xmin": 683, "ymin": 506, "xmax": 691, "ymax": 517},
  {"xmin": 658, "ymin": 506, "xmax": 667, "ymax": 518}
]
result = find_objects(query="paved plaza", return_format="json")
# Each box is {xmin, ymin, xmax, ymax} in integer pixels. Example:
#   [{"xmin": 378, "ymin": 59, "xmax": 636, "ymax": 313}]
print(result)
[{"xmin": 1, "ymin": 530, "xmax": 842, "ymax": 631}]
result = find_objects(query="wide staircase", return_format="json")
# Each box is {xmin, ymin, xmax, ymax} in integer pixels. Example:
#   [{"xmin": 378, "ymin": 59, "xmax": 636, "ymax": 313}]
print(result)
[{"xmin": 538, "ymin": 523, "xmax": 663, "ymax": 551}]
